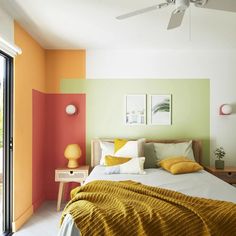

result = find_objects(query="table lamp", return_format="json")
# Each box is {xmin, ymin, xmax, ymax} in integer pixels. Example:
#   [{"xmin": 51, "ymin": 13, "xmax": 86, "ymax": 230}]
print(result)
[{"xmin": 64, "ymin": 144, "xmax": 81, "ymax": 168}]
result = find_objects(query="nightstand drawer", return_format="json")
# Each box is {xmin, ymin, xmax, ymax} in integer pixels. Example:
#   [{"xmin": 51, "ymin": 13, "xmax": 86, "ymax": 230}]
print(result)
[
  {"xmin": 204, "ymin": 166, "xmax": 236, "ymax": 184},
  {"xmin": 55, "ymin": 170, "xmax": 88, "ymax": 182},
  {"xmin": 215, "ymin": 172, "xmax": 236, "ymax": 183}
]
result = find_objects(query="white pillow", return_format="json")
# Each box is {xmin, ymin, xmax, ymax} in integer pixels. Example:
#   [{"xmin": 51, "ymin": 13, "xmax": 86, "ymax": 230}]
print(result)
[
  {"xmin": 137, "ymin": 138, "xmax": 145, "ymax": 157},
  {"xmin": 100, "ymin": 141, "xmax": 114, "ymax": 165},
  {"xmin": 114, "ymin": 138, "xmax": 145, "ymax": 158},
  {"xmin": 104, "ymin": 157, "xmax": 146, "ymax": 175},
  {"xmin": 153, "ymin": 141, "xmax": 195, "ymax": 162}
]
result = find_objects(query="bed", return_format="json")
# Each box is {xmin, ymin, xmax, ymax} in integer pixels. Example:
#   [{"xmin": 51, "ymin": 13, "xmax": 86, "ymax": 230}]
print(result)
[{"xmin": 58, "ymin": 139, "xmax": 236, "ymax": 236}]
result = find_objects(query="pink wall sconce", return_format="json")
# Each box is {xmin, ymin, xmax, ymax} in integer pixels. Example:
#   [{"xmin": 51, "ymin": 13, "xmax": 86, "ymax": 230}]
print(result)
[
  {"xmin": 65, "ymin": 104, "xmax": 78, "ymax": 115},
  {"xmin": 219, "ymin": 104, "xmax": 232, "ymax": 115}
]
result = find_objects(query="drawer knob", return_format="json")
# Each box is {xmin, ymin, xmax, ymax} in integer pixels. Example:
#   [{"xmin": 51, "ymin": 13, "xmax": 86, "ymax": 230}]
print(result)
[
  {"xmin": 70, "ymin": 171, "xmax": 73, "ymax": 174},
  {"xmin": 227, "ymin": 172, "xmax": 232, "ymax": 176}
]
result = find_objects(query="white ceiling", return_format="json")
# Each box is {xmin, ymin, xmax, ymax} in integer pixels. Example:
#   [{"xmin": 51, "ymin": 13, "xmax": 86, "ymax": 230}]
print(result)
[{"xmin": 1, "ymin": 0, "xmax": 236, "ymax": 49}]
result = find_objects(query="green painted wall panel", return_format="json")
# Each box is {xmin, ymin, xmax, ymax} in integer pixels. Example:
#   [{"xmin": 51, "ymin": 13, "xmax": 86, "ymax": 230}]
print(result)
[{"xmin": 61, "ymin": 79, "xmax": 210, "ymax": 165}]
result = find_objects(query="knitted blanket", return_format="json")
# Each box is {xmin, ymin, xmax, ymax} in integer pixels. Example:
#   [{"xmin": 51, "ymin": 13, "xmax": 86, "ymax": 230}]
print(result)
[{"xmin": 61, "ymin": 180, "xmax": 236, "ymax": 236}]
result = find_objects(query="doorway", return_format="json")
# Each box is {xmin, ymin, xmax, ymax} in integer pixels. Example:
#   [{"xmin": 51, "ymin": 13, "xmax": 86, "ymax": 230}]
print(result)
[{"xmin": 0, "ymin": 51, "xmax": 13, "ymax": 235}]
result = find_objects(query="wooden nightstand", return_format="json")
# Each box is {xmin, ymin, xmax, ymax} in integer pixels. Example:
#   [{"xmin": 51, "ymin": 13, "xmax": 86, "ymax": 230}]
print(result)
[
  {"xmin": 204, "ymin": 166, "xmax": 236, "ymax": 184},
  {"xmin": 55, "ymin": 165, "xmax": 89, "ymax": 211}
]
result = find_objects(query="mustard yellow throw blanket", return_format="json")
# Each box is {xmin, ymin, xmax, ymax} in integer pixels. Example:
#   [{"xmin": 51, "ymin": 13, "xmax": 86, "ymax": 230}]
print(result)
[{"xmin": 61, "ymin": 180, "xmax": 236, "ymax": 236}]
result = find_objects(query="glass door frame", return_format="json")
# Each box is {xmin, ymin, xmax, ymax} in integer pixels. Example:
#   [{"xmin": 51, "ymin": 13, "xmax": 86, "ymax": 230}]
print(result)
[{"xmin": 0, "ymin": 50, "xmax": 13, "ymax": 236}]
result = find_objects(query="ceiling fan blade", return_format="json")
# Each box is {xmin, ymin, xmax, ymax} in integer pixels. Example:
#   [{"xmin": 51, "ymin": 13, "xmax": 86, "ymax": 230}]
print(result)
[
  {"xmin": 195, "ymin": 0, "xmax": 236, "ymax": 12},
  {"xmin": 116, "ymin": 3, "xmax": 169, "ymax": 20},
  {"xmin": 167, "ymin": 9, "xmax": 185, "ymax": 30}
]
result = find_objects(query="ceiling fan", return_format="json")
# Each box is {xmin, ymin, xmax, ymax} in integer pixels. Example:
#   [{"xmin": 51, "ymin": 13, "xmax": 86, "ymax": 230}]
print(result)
[{"xmin": 116, "ymin": 0, "xmax": 236, "ymax": 30}]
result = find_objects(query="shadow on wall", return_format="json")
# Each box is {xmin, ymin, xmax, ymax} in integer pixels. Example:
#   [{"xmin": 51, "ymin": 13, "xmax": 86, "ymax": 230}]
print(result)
[{"xmin": 230, "ymin": 103, "xmax": 236, "ymax": 115}]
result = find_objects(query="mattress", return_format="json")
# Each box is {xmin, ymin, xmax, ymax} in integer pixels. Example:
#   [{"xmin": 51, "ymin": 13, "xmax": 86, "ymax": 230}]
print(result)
[{"xmin": 58, "ymin": 166, "xmax": 236, "ymax": 236}]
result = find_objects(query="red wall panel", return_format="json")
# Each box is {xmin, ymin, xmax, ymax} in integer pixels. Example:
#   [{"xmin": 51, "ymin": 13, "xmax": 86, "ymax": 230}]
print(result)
[
  {"xmin": 45, "ymin": 93, "xmax": 86, "ymax": 200},
  {"xmin": 32, "ymin": 91, "xmax": 86, "ymax": 209},
  {"xmin": 32, "ymin": 90, "xmax": 46, "ymax": 211}
]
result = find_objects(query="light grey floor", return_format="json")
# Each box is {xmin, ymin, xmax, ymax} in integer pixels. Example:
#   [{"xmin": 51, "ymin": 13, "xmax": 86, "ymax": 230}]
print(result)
[{"xmin": 14, "ymin": 201, "xmax": 64, "ymax": 236}]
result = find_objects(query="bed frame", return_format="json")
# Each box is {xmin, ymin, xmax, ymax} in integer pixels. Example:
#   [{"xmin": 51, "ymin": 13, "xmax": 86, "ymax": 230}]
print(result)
[{"xmin": 91, "ymin": 139, "xmax": 202, "ymax": 168}]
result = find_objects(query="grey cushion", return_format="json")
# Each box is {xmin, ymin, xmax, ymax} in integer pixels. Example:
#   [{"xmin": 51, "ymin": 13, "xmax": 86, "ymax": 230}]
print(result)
[{"xmin": 144, "ymin": 143, "xmax": 158, "ymax": 169}]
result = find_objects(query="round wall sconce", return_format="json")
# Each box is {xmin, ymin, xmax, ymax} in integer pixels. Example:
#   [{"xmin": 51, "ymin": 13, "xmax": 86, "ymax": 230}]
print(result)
[
  {"xmin": 219, "ymin": 104, "xmax": 232, "ymax": 115},
  {"xmin": 65, "ymin": 104, "xmax": 78, "ymax": 115}
]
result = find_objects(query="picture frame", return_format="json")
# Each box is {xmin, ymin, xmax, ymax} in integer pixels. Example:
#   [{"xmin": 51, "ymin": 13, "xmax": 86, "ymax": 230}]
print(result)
[
  {"xmin": 125, "ymin": 94, "xmax": 146, "ymax": 125},
  {"xmin": 150, "ymin": 94, "xmax": 172, "ymax": 125}
]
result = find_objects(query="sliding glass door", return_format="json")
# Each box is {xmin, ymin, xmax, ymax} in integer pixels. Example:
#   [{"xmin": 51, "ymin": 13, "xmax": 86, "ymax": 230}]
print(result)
[{"xmin": 0, "ymin": 51, "xmax": 13, "ymax": 235}]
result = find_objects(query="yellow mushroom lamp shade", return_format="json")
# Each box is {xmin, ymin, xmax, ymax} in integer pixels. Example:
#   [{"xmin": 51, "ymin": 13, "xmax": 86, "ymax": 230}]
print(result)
[{"xmin": 64, "ymin": 144, "xmax": 82, "ymax": 168}]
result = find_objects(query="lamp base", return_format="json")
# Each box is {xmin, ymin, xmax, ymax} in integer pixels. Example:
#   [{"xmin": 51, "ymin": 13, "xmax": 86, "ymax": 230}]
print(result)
[{"xmin": 67, "ymin": 159, "xmax": 79, "ymax": 168}]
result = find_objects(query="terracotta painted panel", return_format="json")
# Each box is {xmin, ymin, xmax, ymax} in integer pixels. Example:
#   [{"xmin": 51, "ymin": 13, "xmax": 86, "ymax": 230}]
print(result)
[
  {"xmin": 14, "ymin": 22, "xmax": 86, "ymax": 230},
  {"xmin": 45, "ymin": 50, "xmax": 86, "ymax": 93},
  {"xmin": 14, "ymin": 22, "xmax": 45, "ymax": 229},
  {"xmin": 44, "ymin": 93, "xmax": 86, "ymax": 200},
  {"xmin": 32, "ymin": 90, "xmax": 46, "ymax": 211}
]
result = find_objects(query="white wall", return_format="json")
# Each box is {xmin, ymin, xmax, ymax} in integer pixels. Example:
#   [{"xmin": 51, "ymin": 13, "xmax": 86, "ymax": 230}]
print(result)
[
  {"xmin": 0, "ymin": 7, "xmax": 14, "ymax": 44},
  {"xmin": 86, "ymin": 49, "xmax": 236, "ymax": 166}
]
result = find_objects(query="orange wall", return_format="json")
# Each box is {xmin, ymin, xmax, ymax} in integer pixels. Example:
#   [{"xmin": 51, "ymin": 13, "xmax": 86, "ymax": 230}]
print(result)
[
  {"xmin": 45, "ymin": 50, "xmax": 85, "ymax": 93},
  {"xmin": 13, "ymin": 22, "xmax": 46, "ymax": 231},
  {"xmin": 13, "ymin": 23, "xmax": 86, "ymax": 231}
]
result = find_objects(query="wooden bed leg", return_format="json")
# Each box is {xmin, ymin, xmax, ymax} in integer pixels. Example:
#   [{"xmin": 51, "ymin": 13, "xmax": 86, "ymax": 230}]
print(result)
[{"xmin": 57, "ymin": 182, "xmax": 65, "ymax": 211}]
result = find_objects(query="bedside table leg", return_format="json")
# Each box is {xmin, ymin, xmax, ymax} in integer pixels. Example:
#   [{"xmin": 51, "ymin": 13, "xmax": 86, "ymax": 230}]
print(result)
[{"xmin": 57, "ymin": 182, "xmax": 65, "ymax": 211}]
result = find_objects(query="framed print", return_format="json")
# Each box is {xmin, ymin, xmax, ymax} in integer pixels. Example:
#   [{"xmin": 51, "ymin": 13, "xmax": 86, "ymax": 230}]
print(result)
[
  {"xmin": 125, "ymin": 95, "xmax": 146, "ymax": 125},
  {"xmin": 150, "ymin": 95, "xmax": 171, "ymax": 125}
]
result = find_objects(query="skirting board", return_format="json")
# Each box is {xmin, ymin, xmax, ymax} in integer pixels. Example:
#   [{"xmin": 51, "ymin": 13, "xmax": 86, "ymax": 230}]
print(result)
[
  {"xmin": 33, "ymin": 196, "xmax": 45, "ymax": 212},
  {"xmin": 12, "ymin": 205, "xmax": 33, "ymax": 232}
]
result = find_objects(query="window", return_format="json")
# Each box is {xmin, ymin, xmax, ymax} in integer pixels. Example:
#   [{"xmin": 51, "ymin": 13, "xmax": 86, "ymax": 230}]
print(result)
[{"xmin": 0, "ymin": 51, "xmax": 13, "ymax": 235}]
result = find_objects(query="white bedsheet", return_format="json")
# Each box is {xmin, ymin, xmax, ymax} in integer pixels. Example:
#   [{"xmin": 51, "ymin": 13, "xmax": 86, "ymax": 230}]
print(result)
[
  {"xmin": 58, "ymin": 166, "xmax": 236, "ymax": 236},
  {"xmin": 86, "ymin": 166, "xmax": 236, "ymax": 203}
]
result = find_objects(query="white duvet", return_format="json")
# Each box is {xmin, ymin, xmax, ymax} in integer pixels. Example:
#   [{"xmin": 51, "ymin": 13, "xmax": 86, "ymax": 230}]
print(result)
[{"xmin": 58, "ymin": 166, "xmax": 236, "ymax": 236}]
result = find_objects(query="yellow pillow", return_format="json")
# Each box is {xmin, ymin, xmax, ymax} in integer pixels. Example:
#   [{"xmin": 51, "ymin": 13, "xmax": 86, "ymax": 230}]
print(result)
[
  {"xmin": 114, "ymin": 138, "xmax": 128, "ymax": 153},
  {"xmin": 104, "ymin": 155, "xmax": 131, "ymax": 166},
  {"xmin": 159, "ymin": 156, "xmax": 192, "ymax": 169},
  {"xmin": 159, "ymin": 156, "xmax": 203, "ymax": 174}
]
